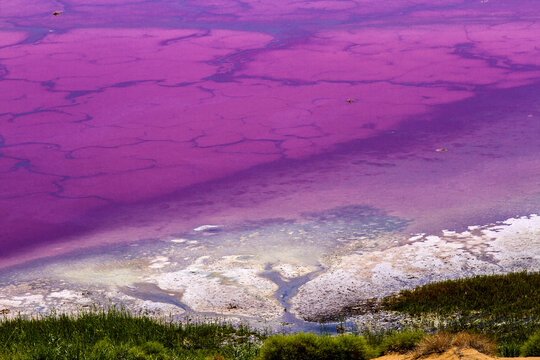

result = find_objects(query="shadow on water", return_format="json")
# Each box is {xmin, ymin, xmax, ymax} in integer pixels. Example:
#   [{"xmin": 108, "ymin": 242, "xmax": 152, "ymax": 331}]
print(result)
[{"xmin": 120, "ymin": 282, "xmax": 189, "ymax": 312}]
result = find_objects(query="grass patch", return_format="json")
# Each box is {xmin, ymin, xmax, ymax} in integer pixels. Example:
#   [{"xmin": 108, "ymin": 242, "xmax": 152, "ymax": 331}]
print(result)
[
  {"xmin": 259, "ymin": 333, "xmax": 375, "ymax": 360},
  {"xmin": 521, "ymin": 330, "xmax": 540, "ymax": 357},
  {"xmin": 381, "ymin": 271, "xmax": 540, "ymax": 318},
  {"xmin": 378, "ymin": 330, "xmax": 425, "ymax": 354},
  {"xmin": 0, "ymin": 308, "xmax": 261, "ymax": 360},
  {"xmin": 380, "ymin": 271, "xmax": 540, "ymax": 356}
]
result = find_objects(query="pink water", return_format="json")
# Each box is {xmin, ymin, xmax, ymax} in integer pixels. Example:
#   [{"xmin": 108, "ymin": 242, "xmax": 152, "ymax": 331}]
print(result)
[{"xmin": 1, "ymin": 0, "xmax": 540, "ymax": 268}]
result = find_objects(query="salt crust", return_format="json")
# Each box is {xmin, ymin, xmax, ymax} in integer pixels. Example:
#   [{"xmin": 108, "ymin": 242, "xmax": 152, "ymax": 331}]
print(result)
[
  {"xmin": 0, "ymin": 214, "xmax": 538, "ymax": 322},
  {"xmin": 290, "ymin": 214, "xmax": 540, "ymax": 320}
]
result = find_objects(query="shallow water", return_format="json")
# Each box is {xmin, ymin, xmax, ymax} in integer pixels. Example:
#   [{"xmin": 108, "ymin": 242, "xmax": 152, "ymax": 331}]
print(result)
[{"xmin": 1, "ymin": 0, "xmax": 540, "ymax": 326}]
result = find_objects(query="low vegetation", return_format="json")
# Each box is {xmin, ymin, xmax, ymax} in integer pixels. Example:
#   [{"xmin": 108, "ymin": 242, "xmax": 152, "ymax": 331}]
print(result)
[
  {"xmin": 380, "ymin": 271, "xmax": 540, "ymax": 355},
  {"xmin": 376, "ymin": 330, "xmax": 425, "ymax": 354},
  {"xmin": 0, "ymin": 272, "xmax": 538, "ymax": 359},
  {"xmin": 413, "ymin": 332, "xmax": 496, "ymax": 357},
  {"xmin": 520, "ymin": 330, "xmax": 540, "ymax": 357},
  {"xmin": 0, "ymin": 308, "xmax": 261, "ymax": 359},
  {"xmin": 259, "ymin": 333, "xmax": 374, "ymax": 360},
  {"xmin": 381, "ymin": 271, "xmax": 540, "ymax": 318}
]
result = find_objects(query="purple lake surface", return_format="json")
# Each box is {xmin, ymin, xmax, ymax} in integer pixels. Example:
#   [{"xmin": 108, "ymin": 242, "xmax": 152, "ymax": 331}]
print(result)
[{"xmin": 1, "ymin": 0, "xmax": 540, "ymax": 270}]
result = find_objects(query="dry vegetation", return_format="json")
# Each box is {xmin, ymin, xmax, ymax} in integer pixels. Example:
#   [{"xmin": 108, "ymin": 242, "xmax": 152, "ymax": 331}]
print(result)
[{"xmin": 413, "ymin": 332, "xmax": 496, "ymax": 358}]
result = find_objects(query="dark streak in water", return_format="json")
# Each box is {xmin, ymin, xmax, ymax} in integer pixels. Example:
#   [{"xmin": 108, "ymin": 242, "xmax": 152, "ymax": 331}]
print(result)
[
  {"xmin": 260, "ymin": 266, "xmax": 353, "ymax": 333},
  {"xmin": 120, "ymin": 282, "xmax": 189, "ymax": 311}
]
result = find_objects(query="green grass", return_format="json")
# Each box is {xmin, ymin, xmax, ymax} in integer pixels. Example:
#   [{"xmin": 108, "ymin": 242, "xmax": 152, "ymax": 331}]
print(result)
[
  {"xmin": 0, "ymin": 308, "xmax": 261, "ymax": 359},
  {"xmin": 381, "ymin": 271, "xmax": 540, "ymax": 317},
  {"xmin": 521, "ymin": 330, "xmax": 540, "ymax": 357},
  {"xmin": 0, "ymin": 310, "xmax": 417, "ymax": 360},
  {"xmin": 380, "ymin": 271, "xmax": 540, "ymax": 356},
  {"xmin": 376, "ymin": 330, "xmax": 425, "ymax": 354},
  {"xmin": 259, "ymin": 333, "xmax": 375, "ymax": 360}
]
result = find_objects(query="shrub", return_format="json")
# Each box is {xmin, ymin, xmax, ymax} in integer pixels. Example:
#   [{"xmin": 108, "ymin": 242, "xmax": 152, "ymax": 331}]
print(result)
[
  {"xmin": 521, "ymin": 330, "xmax": 540, "ymax": 356},
  {"xmin": 140, "ymin": 341, "xmax": 166, "ymax": 355},
  {"xmin": 89, "ymin": 339, "xmax": 141, "ymax": 360},
  {"xmin": 498, "ymin": 343, "xmax": 521, "ymax": 357},
  {"xmin": 259, "ymin": 333, "xmax": 319, "ymax": 360},
  {"xmin": 379, "ymin": 330, "xmax": 425, "ymax": 354},
  {"xmin": 90, "ymin": 339, "xmax": 116, "ymax": 359},
  {"xmin": 414, "ymin": 332, "xmax": 454, "ymax": 357},
  {"xmin": 451, "ymin": 332, "xmax": 495, "ymax": 355},
  {"xmin": 413, "ymin": 332, "xmax": 496, "ymax": 358},
  {"xmin": 259, "ymin": 333, "xmax": 374, "ymax": 360},
  {"xmin": 128, "ymin": 341, "xmax": 169, "ymax": 360},
  {"xmin": 127, "ymin": 346, "xmax": 148, "ymax": 360},
  {"xmin": 320, "ymin": 335, "xmax": 376, "ymax": 359}
]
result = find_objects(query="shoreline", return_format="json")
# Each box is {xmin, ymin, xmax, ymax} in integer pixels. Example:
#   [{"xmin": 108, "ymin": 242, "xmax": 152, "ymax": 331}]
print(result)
[{"xmin": 1, "ymin": 212, "xmax": 538, "ymax": 331}]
